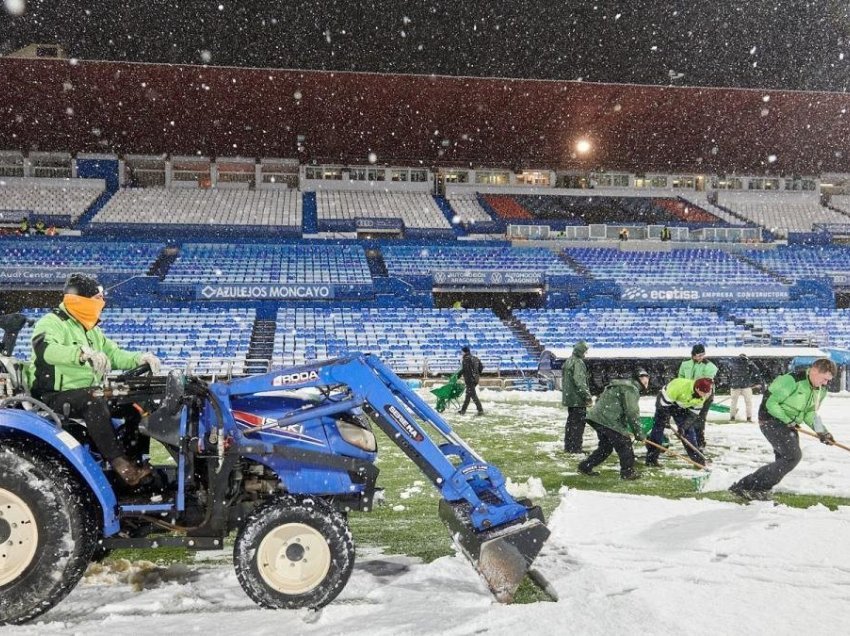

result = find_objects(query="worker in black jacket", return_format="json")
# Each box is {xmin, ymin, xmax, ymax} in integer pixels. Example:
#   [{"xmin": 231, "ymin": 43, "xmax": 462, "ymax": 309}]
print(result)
[
  {"xmin": 728, "ymin": 353, "xmax": 763, "ymax": 422},
  {"xmin": 458, "ymin": 346, "xmax": 484, "ymax": 416}
]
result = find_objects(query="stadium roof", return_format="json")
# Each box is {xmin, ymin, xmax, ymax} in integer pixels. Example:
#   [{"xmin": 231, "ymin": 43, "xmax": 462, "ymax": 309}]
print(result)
[{"xmin": 2, "ymin": 57, "xmax": 849, "ymax": 175}]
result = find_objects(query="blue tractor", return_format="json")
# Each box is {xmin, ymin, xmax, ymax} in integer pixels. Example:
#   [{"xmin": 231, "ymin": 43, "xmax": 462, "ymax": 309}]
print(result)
[{"xmin": 0, "ymin": 353, "xmax": 549, "ymax": 624}]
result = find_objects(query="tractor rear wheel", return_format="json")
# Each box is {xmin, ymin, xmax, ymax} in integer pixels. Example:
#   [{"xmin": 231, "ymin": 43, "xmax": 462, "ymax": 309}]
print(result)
[
  {"xmin": 234, "ymin": 495, "xmax": 354, "ymax": 609},
  {"xmin": 0, "ymin": 444, "xmax": 97, "ymax": 625}
]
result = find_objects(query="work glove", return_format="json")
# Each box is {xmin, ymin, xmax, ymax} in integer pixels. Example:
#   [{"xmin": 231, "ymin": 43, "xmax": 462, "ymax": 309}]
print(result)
[
  {"xmin": 139, "ymin": 352, "xmax": 162, "ymax": 374},
  {"xmin": 585, "ymin": 398, "xmax": 594, "ymax": 407},
  {"xmin": 817, "ymin": 431, "xmax": 835, "ymax": 445},
  {"xmin": 80, "ymin": 347, "xmax": 111, "ymax": 377},
  {"xmin": 635, "ymin": 430, "xmax": 646, "ymax": 442}
]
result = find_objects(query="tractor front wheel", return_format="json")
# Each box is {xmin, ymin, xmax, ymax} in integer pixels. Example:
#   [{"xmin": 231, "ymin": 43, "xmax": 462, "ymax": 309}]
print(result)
[
  {"xmin": 0, "ymin": 444, "xmax": 97, "ymax": 625},
  {"xmin": 234, "ymin": 495, "xmax": 354, "ymax": 610}
]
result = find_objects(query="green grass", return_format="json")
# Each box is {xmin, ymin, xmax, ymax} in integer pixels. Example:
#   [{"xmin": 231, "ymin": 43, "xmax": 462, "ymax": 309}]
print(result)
[{"xmin": 108, "ymin": 397, "xmax": 850, "ymax": 602}]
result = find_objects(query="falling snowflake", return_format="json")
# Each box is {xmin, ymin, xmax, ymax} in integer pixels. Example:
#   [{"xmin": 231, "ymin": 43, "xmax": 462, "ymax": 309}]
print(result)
[{"xmin": 3, "ymin": 0, "xmax": 24, "ymax": 16}]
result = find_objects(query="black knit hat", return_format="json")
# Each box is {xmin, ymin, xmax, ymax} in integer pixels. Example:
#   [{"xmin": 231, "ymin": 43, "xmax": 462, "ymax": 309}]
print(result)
[
  {"xmin": 461, "ymin": 346, "xmax": 471, "ymax": 354},
  {"xmin": 64, "ymin": 273, "xmax": 102, "ymax": 298},
  {"xmin": 634, "ymin": 367, "xmax": 649, "ymax": 379},
  {"xmin": 691, "ymin": 343, "xmax": 706, "ymax": 357}
]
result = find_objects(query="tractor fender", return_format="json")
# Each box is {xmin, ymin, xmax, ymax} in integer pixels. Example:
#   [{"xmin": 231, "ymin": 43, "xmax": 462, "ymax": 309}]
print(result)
[{"xmin": 0, "ymin": 408, "xmax": 120, "ymax": 535}]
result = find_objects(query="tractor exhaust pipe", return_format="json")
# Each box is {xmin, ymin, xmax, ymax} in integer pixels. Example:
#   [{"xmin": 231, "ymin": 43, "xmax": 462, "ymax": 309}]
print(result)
[{"xmin": 438, "ymin": 499, "xmax": 550, "ymax": 602}]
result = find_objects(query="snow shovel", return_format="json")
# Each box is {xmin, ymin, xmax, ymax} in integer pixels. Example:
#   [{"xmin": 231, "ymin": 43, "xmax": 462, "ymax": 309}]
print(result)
[
  {"xmin": 644, "ymin": 439, "xmax": 711, "ymax": 491},
  {"xmin": 709, "ymin": 396, "xmax": 730, "ymax": 414},
  {"xmin": 667, "ymin": 423, "xmax": 711, "ymax": 466}
]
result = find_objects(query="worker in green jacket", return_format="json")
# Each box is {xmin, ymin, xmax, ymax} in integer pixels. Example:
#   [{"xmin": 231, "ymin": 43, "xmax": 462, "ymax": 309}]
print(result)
[
  {"xmin": 678, "ymin": 343, "xmax": 718, "ymax": 449},
  {"xmin": 729, "ymin": 358, "xmax": 837, "ymax": 501},
  {"xmin": 29, "ymin": 273, "xmax": 162, "ymax": 486},
  {"xmin": 645, "ymin": 376, "xmax": 713, "ymax": 466},
  {"xmin": 578, "ymin": 368, "xmax": 649, "ymax": 480},
  {"xmin": 562, "ymin": 340, "xmax": 591, "ymax": 453}
]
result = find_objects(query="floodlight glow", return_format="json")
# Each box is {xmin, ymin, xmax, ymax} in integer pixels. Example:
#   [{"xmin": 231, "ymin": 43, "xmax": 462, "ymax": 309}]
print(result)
[{"xmin": 575, "ymin": 139, "xmax": 592, "ymax": 155}]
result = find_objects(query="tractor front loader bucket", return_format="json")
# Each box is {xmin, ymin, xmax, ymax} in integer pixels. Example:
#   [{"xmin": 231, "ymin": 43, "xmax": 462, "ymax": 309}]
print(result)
[{"xmin": 438, "ymin": 499, "xmax": 550, "ymax": 603}]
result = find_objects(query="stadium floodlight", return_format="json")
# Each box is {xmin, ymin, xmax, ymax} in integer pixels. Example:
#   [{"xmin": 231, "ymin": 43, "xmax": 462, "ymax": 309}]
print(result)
[{"xmin": 575, "ymin": 139, "xmax": 592, "ymax": 155}]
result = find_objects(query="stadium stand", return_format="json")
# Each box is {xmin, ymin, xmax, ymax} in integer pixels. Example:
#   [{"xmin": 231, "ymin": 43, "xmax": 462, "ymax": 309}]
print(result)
[
  {"xmin": 273, "ymin": 306, "xmax": 536, "ymax": 374},
  {"xmin": 481, "ymin": 194, "xmax": 535, "ymax": 220},
  {"xmin": 827, "ymin": 195, "xmax": 850, "ymax": 217},
  {"xmin": 382, "ymin": 244, "xmax": 576, "ymax": 278},
  {"xmin": 744, "ymin": 246, "xmax": 850, "ymax": 282},
  {"xmin": 715, "ymin": 192, "xmax": 849, "ymax": 236},
  {"xmin": 481, "ymin": 194, "xmax": 728, "ymax": 226},
  {"xmin": 563, "ymin": 247, "xmax": 778, "ymax": 285},
  {"xmin": 0, "ymin": 178, "xmax": 105, "ymax": 223},
  {"xmin": 11, "ymin": 307, "xmax": 255, "ymax": 375},
  {"xmin": 678, "ymin": 193, "xmax": 746, "ymax": 225},
  {"xmin": 727, "ymin": 307, "xmax": 850, "ymax": 347},
  {"xmin": 315, "ymin": 191, "xmax": 449, "ymax": 229},
  {"xmin": 444, "ymin": 192, "xmax": 498, "ymax": 225},
  {"xmin": 0, "ymin": 239, "xmax": 163, "ymax": 280},
  {"xmin": 163, "ymin": 243, "xmax": 373, "ymax": 285},
  {"xmin": 514, "ymin": 307, "xmax": 749, "ymax": 349},
  {"xmin": 92, "ymin": 187, "xmax": 302, "ymax": 229}
]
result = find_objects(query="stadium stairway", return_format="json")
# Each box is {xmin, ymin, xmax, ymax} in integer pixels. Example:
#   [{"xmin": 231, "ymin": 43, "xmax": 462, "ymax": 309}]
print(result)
[
  {"xmin": 434, "ymin": 195, "xmax": 466, "ymax": 236},
  {"xmin": 732, "ymin": 252, "xmax": 794, "ymax": 285},
  {"xmin": 302, "ymin": 192, "xmax": 319, "ymax": 234},
  {"xmin": 826, "ymin": 204, "xmax": 850, "ymax": 221},
  {"xmin": 502, "ymin": 314, "xmax": 545, "ymax": 359},
  {"xmin": 712, "ymin": 201, "xmax": 755, "ymax": 227},
  {"xmin": 366, "ymin": 248, "xmax": 389, "ymax": 277},
  {"xmin": 246, "ymin": 320, "xmax": 277, "ymax": 373},
  {"xmin": 557, "ymin": 250, "xmax": 590, "ymax": 276},
  {"xmin": 147, "ymin": 246, "xmax": 180, "ymax": 279},
  {"xmin": 76, "ymin": 188, "xmax": 116, "ymax": 228}
]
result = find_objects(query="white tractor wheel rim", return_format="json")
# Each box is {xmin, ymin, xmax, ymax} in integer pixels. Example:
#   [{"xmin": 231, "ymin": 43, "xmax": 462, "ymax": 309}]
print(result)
[
  {"xmin": 256, "ymin": 522, "xmax": 331, "ymax": 595},
  {"xmin": 0, "ymin": 487, "xmax": 39, "ymax": 587}
]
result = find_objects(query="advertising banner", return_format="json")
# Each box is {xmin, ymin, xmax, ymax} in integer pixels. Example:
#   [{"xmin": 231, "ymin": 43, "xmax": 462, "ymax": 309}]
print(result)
[
  {"xmin": 431, "ymin": 270, "xmax": 545, "ymax": 287},
  {"xmin": 620, "ymin": 283, "xmax": 789, "ymax": 304}
]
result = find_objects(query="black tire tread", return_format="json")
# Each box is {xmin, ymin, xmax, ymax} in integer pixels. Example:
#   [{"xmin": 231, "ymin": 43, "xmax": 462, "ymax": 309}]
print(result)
[
  {"xmin": 233, "ymin": 495, "xmax": 355, "ymax": 610},
  {"xmin": 0, "ymin": 442, "xmax": 98, "ymax": 625}
]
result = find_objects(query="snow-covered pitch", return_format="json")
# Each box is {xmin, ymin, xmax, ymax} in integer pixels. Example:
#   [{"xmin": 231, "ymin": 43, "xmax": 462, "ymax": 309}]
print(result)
[{"xmin": 12, "ymin": 393, "xmax": 850, "ymax": 635}]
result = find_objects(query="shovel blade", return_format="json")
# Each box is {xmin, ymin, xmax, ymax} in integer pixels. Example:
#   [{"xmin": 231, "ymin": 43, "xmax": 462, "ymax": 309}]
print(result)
[{"xmin": 439, "ymin": 499, "xmax": 550, "ymax": 603}]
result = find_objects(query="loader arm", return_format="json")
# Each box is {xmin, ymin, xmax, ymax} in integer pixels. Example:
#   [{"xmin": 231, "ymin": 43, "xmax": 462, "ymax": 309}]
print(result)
[{"xmin": 227, "ymin": 354, "xmax": 550, "ymax": 601}]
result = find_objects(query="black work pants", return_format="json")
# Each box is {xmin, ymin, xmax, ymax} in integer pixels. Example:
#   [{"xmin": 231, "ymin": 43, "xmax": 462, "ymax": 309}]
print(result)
[
  {"xmin": 41, "ymin": 388, "xmax": 142, "ymax": 461},
  {"xmin": 460, "ymin": 383, "xmax": 483, "ymax": 414},
  {"xmin": 695, "ymin": 394, "xmax": 713, "ymax": 448},
  {"xmin": 731, "ymin": 419, "xmax": 802, "ymax": 493},
  {"xmin": 580, "ymin": 422, "xmax": 637, "ymax": 477},
  {"xmin": 646, "ymin": 394, "xmax": 703, "ymax": 464},
  {"xmin": 564, "ymin": 406, "xmax": 587, "ymax": 452}
]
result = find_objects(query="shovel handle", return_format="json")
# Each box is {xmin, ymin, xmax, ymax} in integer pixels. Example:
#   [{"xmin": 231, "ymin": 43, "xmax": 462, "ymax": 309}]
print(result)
[
  {"xmin": 668, "ymin": 425, "xmax": 710, "ymax": 464},
  {"xmin": 645, "ymin": 439, "xmax": 707, "ymax": 470},
  {"xmin": 795, "ymin": 426, "xmax": 850, "ymax": 453}
]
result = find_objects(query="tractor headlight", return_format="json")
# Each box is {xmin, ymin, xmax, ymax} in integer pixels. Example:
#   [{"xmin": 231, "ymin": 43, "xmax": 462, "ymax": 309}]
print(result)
[{"xmin": 337, "ymin": 420, "xmax": 377, "ymax": 452}]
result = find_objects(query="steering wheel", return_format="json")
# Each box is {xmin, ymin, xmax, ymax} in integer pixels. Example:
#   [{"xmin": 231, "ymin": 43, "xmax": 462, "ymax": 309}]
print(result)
[{"xmin": 115, "ymin": 362, "xmax": 152, "ymax": 383}]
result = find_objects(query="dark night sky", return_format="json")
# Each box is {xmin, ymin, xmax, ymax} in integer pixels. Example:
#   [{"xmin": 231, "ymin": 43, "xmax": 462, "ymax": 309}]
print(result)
[{"xmin": 1, "ymin": 0, "xmax": 850, "ymax": 91}]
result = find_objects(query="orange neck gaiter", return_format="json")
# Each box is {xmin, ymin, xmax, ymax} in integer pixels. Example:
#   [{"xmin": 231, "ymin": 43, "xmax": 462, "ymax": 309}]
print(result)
[{"xmin": 63, "ymin": 294, "xmax": 105, "ymax": 331}]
